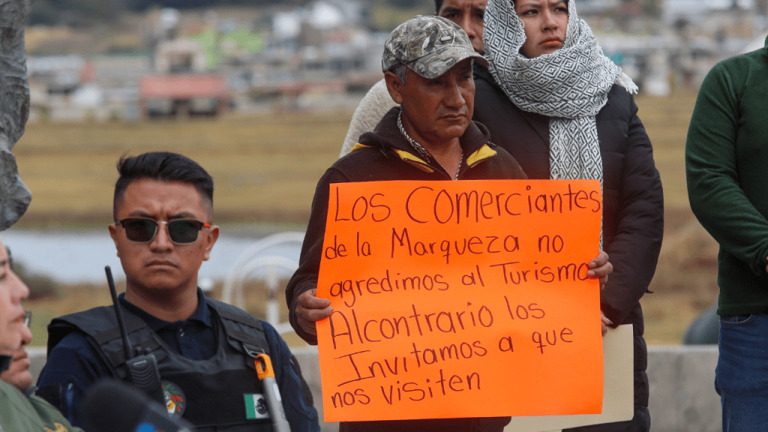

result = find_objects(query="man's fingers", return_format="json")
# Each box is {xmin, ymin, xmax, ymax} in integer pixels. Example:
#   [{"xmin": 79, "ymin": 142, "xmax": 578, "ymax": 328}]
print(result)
[
  {"xmin": 300, "ymin": 305, "xmax": 333, "ymax": 321},
  {"xmin": 298, "ymin": 290, "xmax": 331, "ymax": 308},
  {"xmin": 296, "ymin": 302, "xmax": 333, "ymax": 336},
  {"xmin": 297, "ymin": 317, "xmax": 317, "ymax": 336}
]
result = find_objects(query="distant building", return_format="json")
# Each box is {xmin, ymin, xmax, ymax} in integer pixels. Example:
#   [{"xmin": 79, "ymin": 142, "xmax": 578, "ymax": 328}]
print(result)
[
  {"xmin": 578, "ymin": 0, "xmax": 621, "ymax": 13},
  {"xmin": 139, "ymin": 33, "xmax": 229, "ymax": 118},
  {"xmin": 664, "ymin": 0, "xmax": 755, "ymax": 16},
  {"xmin": 139, "ymin": 73, "xmax": 228, "ymax": 117},
  {"xmin": 154, "ymin": 39, "xmax": 207, "ymax": 74},
  {"xmin": 27, "ymin": 56, "xmax": 85, "ymax": 95}
]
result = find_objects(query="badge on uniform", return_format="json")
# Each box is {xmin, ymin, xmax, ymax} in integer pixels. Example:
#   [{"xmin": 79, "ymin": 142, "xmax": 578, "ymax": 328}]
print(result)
[
  {"xmin": 162, "ymin": 381, "xmax": 186, "ymax": 417},
  {"xmin": 244, "ymin": 393, "xmax": 271, "ymax": 420}
]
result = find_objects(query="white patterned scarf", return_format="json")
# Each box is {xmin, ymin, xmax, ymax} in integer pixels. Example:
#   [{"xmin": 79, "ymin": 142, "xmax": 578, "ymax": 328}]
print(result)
[{"xmin": 483, "ymin": 0, "xmax": 637, "ymax": 183}]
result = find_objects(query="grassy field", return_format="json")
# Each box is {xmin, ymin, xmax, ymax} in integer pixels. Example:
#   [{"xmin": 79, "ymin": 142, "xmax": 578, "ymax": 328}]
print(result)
[
  {"xmin": 14, "ymin": 111, "xmax": 350, "ymax": 226},
  {"xmin": 16, "ymin": 90, "xmax": 718, "ymax": 346}
]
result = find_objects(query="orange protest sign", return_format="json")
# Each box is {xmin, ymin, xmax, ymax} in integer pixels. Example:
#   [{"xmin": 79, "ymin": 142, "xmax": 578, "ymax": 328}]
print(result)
[{"xmin": 316, "ymin": 179, "xmax": 603, "ymax": 422}]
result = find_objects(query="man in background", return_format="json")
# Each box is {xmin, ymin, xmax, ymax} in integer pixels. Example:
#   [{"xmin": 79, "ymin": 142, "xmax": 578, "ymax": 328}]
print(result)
[{"xmin": 686, "ymin": 37, "xmax": 768, "ymax": 431}]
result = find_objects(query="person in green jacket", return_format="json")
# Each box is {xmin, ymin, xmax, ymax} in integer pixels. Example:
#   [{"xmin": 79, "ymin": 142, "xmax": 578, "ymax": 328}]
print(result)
[
  {"xmin": 685, "ymin": 36, "xmax": 768, "ymax": 432},
  {"xmin": 0, "ymin": 235, "xmax": 83, "ymax": 432}
]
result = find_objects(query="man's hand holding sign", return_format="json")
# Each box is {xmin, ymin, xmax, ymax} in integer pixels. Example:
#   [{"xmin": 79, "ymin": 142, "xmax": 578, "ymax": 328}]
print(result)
[{"xmin": 315, "ymin": 179, "xmax": 604, "ymax": 422}]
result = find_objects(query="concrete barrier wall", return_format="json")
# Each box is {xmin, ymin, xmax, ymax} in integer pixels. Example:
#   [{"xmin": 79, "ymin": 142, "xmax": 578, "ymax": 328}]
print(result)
[
  {"xmin": 646, "ymin": 345, "xmax": 720, "ymax": 432},
  {"xmin": 27, "ymin": 344, "xmax": 721, "ymax": 432}
]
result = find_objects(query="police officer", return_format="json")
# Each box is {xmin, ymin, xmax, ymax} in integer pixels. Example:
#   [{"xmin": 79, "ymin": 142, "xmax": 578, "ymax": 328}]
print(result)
[{"xmin": 38, "ymin": 152, "xmax": 320, "ymax": 431}]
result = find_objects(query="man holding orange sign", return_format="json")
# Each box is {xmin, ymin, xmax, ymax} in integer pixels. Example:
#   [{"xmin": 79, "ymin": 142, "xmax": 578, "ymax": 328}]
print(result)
[{"xmin": 286, "ymin": 15, "xmax": 612, "ymax": 431}]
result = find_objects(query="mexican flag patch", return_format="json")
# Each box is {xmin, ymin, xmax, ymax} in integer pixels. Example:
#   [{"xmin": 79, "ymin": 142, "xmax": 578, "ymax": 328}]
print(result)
[{"xmin": 244, "ymin": 393, "xmax": 270, "ymax": 420}]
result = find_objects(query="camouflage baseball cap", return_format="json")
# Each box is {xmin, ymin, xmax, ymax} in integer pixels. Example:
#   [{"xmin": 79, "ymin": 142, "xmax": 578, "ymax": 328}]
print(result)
[{"xmin": 382, "ymin": 15, "xmax": 488, "ymax": 79}]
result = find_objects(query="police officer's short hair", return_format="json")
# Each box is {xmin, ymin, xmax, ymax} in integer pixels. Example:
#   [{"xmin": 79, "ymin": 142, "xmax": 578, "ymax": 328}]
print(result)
[{"xmin": 113, "ymin": 151, "xmax": 214, "ymax": 220}]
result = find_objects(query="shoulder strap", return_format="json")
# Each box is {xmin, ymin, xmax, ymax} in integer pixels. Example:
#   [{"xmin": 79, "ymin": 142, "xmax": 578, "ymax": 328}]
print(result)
[
  {"xmin": 47, "ymin": 306, "xmax": 116, "ymax": 355},
  {"xmin": 207, "ymin": 299, "xmax": 270, "ymax": 357},
  {"xmin": 47, "ymin": 305, "xmax": 160, "ymax": 372}
]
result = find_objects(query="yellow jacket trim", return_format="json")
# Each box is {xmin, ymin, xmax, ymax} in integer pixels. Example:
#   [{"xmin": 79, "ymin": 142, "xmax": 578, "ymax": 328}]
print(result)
[
  {"xmin": 352, "ymin": 142, "xmax": 497, "ymax": 174},
  {"xmin": 349, "ymin": 142, "xmax": 372, "ymax": 153},
  {"xmin": 466, "ymin": 144, "xmax": 498, "ymax": 167},
  {"xmin": 394, "ymin": 149, "xmax": 435, "ymax": 173}
]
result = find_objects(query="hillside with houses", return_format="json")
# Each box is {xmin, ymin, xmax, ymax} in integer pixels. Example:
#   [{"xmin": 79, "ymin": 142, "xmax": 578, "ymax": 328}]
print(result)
[{"xmin": 23, "ymin": 0, "xmax": 768, "ymax": 122}]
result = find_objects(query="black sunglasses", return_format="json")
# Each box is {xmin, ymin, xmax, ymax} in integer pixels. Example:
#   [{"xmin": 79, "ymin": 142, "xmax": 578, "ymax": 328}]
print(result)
[{"xmin": 117, "ymin": 218, "xmax": 211, "ymax": 244}]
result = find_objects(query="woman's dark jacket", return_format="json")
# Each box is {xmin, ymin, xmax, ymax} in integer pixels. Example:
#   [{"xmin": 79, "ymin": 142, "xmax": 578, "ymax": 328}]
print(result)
[{"xmin": 474, "ymin": 66, "xmax": 663, "ymax": 427}]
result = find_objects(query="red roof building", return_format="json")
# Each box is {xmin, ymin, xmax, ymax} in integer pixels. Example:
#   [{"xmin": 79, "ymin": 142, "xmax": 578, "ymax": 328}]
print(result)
[{"xmin": 138, "ymin": 73, "xmax": 229, "ymax": 117}]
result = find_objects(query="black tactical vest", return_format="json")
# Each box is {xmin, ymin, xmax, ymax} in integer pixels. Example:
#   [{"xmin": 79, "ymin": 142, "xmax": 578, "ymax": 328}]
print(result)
[{"xmin": 48, "ymin": 299, "xmax": 276, "ymax": 432}]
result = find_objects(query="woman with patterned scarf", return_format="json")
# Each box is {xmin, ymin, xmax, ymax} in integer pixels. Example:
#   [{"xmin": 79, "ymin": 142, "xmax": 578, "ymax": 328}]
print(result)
[{"xmin": 473, "ymin": 1, "xmax": 663, "ymax": 431}]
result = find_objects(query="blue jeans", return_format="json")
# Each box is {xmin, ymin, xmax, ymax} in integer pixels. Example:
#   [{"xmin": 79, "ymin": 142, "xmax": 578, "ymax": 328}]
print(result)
[{"xmin": 716, "ymin": 313, "xmax": 768, "ymax": 431}]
